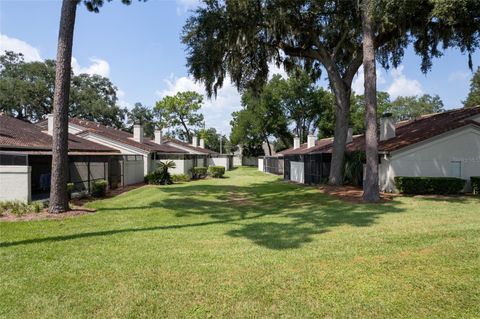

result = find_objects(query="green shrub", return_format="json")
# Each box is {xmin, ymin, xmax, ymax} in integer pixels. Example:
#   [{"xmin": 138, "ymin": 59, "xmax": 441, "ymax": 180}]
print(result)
[
  {"xmin": 208, "ymin": 166, "xmax": 225, "ymax": 178},
  {"xmin": 343, "ymin": 151, "xmax": 365, "ymax": 186},
  {"xmin": 394, "ymin": 176, "xmax": 466, "ymax": 195},
  {"xmin": 172, "ymin": 174, "xmax": 190, "ymax": 183},
  {"xmin": 31, "ymin": 201, "xmax": 44, "ymax": 213},
  {"xmin": 471, "ymin": 176, "xmax": 480, "ymax": 195},
  {"xmin": 67, "ymin": 182, "xmax": 75, "ymax": 199},
  {"xmin": 192, "ymin": 167, "xmax": 207, "ymax": 179},
  {"xmin": 91, "ymin": 179, "xmax": 108, "ymax": 198},
  {"xmin": 145, "ymin": 161, "xmax": 176, "ymax": 185}
]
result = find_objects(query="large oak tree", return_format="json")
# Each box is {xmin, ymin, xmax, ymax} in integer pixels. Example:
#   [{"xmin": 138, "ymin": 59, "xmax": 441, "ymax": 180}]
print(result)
[{"xmin": 182, "ymin": 0, "xmax": 479, "ymax": 186}]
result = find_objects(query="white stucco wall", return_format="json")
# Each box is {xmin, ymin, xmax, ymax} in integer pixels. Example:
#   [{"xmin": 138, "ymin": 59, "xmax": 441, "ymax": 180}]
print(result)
[
  {"xmin": 380, "ymin": 125, "xmax": 480, "ymax": 192},
  {"xmin": 290, "ymin": 161, "xmax": 305, "ymax": 184},
  {"xmin": 233, "ymin": 155, "xmax": 242, "ymax": 167},
  {"xmin": 155, "ymin": 159, "xmax": 193, "ymax": 176},
  {"xmin": 0, "ymin": 166, "xmax": 31, "ymax": 202},
  {"xmin": 208, "ymin": 157, "xmax": 230, "ymax": 171},
  {"xmin": 124, "ymin": 159, "xmax": 144, "ymax": 185},
  {"xmin": 258, "ymin": 158, "xmax": 264, "ymax": 172}
]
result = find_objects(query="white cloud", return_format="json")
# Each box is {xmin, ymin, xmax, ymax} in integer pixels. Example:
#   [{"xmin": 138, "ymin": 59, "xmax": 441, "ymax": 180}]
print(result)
[
  {"xmin": 352, "ymin": 65, "xmax": 387, "ymax": 95},
  {"xmin": 0, "ymin": 33, "xmax": 42, "ymax": 62},
  {"xmin": 156, "ymin": 75, "xmax": 241, "ymax": 135},
  {"xmin": 175, "ymin": 0, "xmax": 201, "ymax": 14},
  {"xmin": 117, "ymin": 89, "xmax": 126, "ymax": 98},
  {"xmin": 386, "ymin": 66, "xmax": 423, "ymax": 98},
  {"xmin": 448, "ymin": 70, "xmax": 470, "ymax": 82},
  {"xmin": 0, "ymin": 34, "xmax": 111, "ymax": 77},
  {"xmin": 268, "ymin": 63, "xmax": 289, "ymax": 79},
  {"xmin": 71, "ymin": 57, "xmax": 110, "ymax": 77},
  {"xmin": 115, "ymin": 88, "xmax": 134, "ymax": 110}
]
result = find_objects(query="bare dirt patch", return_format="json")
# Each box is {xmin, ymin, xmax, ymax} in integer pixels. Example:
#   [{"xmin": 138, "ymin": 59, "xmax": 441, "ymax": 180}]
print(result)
[{"xmin": 226, "ymin": 191, "xmax": 253, "ymax": 206}]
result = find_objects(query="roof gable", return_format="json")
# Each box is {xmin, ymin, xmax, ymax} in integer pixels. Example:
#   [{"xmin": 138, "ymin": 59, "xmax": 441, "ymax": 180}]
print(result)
[
  {"xmin": 68, "ymin": 118, "xmax": 187, "ymax": 154},
  {"xmin": 0, "ymin": 115, "xmax": 119, "ymax": 153},
  {"xmin": 278, "ymin": 106, "xmax": 480, "ymax": 156}
]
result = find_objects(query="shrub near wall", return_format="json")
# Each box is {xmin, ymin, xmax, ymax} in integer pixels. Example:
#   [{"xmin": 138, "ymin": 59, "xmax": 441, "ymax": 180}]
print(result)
[
  {"xmin": 192, "ymin": 167, "xmax": 207, "ymax": 179},
  {"xmin": 471, "ymin": 176, "xmax": 480, "ymax": 195},
  {"xmin": 394, "ymin": 177, "xmax": 466, "ymax": 195},
  {"xmin": 208, "ymin": 166, "xmax": 225, "ymax": 178},
  {"xmin": 91, "ymin": 179, "xmax": 108, "ymax": 198}
]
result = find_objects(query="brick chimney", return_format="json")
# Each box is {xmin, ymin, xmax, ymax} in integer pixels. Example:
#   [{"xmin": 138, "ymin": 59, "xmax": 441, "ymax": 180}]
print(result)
[
  {"xmin": 380, "ymin": 113, "xmax": 396, "ymax": 141},
  {"xmin": 307, "ymin": 132, "xmax": 316, "ymax": 148},
  {"xmin": 199, "ymin": 138, "xmax": 205, "ymax": 148},
  {"xmin": 47, "ymin": 113, "xmax": 54, "ymax": 135},
  {"xmin": 293, "ymin": 135, "xmax": 300, "ymax": 149},
  {"xmin": 191, "ymin": 135, "xmax": 198, "ymax": 147},
  {"xmin": 154, "ymin": 128, "xmax": 162, "ymax": 144},
  {"xmin": 346, "ymin": 127, "xmax": 353, "ymax": 143},
  {"xmin": 133, "ymin": 124, "xmax": 144, "ymax": 143}
]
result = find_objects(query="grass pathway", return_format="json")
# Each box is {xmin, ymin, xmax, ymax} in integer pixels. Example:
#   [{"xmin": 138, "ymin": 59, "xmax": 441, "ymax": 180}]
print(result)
[{"xmin": 1, "ymin": 167, "xmax": 479, "ymax": 318}]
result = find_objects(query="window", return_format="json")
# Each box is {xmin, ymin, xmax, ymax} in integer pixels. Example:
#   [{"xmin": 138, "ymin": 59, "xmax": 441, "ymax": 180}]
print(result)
[{"xmin": 450, "ymin": 161, "xmax": 461, "ymax": 178}]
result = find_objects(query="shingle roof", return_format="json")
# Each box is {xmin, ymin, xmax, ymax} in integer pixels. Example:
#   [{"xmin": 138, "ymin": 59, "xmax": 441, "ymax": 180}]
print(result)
[
  {"xmin": 0, "ymin": 114, "xmax": 119, "ymax": 153},
  {"xmin": 280, "ymin": 137, "xmax": 334, "ymax": 156},
  {"xmin": 67, "ymin": 118, "xmax": 187, "ymax": 154},
  {"xmin": 163, "ymin": 137, "xmax": 219, "ymax": 155},
  {"xmin": 279, "ymin": 106, "xmax": 480, "ymax": 155}
]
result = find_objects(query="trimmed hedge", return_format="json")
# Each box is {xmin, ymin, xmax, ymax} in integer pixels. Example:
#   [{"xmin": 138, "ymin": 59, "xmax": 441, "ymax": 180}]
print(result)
[
  {"xmin": 172, "ymin": 174, "xmax": 190, "ymax": 183},
  {"xmin": 91, "ymin": 179, "xmax": 108, "ymax": 197},
  {"xmin": 208, "ymin": 166, "xmax": 225, "ymax": 178},
  {"xmin": 394, "ymin": 176, "xmax": 466, "ymax": 195},
  {"xmin": 471, "ymin": 176, "xmax": 480, "ymax": 195},
  {"xmin": 192, "ymin": 167, "xmax": 207, "ymax": 179}
]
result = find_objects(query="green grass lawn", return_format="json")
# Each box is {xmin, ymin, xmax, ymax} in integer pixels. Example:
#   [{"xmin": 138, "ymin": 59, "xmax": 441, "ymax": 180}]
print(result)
[{"xmin": 1, "ymin": 167, "xmax": 479, "ymax": 318}]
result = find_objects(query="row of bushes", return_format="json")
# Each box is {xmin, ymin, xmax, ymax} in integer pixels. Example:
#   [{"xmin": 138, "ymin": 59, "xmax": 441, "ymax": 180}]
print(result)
[
  {"xmin": 146, "ymin": 163, "xmax": 226, "ymax": 185},
  {"xmin": 192, "ymin": 166, "xmax": 225, "ymax": 179},
  {"xmin": 68, "ymin": 180, "xmax": 108, "ymax": 198},
  {"xmin": 394, "ymin": 176, "xmax": 466, "ymax": 195}
]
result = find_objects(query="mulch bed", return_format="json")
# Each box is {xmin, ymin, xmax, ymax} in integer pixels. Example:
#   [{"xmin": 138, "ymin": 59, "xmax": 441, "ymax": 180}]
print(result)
[
  {"xmin": 1, "ymin": 183, "xmax": 146, "ymax": 222},
  {"xmin": 318, "ymin": 185, "xmax": 398, "ymax": 204},
  {"xmin": 0, "ymin": 206, "xmax": 96, "ymax": 222}
]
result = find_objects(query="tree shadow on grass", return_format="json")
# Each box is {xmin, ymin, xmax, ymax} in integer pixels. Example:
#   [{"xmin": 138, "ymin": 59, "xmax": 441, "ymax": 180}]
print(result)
[{"xmin": 1, "ymin": 180, "xmax": 406, "ymax": 250}]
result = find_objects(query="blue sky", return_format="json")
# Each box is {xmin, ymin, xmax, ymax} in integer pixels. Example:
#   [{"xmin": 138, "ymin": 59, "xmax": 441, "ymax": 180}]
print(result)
[{"xmin": 1, "ymin": 0, "xmax": 479, "ymax": 134}]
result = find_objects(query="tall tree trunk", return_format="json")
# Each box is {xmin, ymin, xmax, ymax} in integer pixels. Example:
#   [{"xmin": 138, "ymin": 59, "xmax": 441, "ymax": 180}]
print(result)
[
  {"xmin": 49, "ymin": 0, "xmax": 77, "ymax": 213},
  {"xmin": 362, "ymin": 0, "xmax": 380, "ymax": 202},
  {"xmin": 179, "ymin": 118, "xmax": 191, "ymax": 142},
  {"xmin": 328, "ymin": 82, "xmax": 351, "ymax": 186}
]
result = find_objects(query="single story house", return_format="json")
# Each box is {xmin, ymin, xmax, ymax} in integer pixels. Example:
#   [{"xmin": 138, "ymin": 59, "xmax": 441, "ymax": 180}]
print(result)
[
  {"xmin": 0, "ymin": 114, "xmax": 137, "ymax": 202},
  {"xmin": 39, "ymin": 117, "xmax": 232, "ymax": 176},
  {"xmin": 261, "ymin": 106, "xmax": 480, "ymax": 192}
]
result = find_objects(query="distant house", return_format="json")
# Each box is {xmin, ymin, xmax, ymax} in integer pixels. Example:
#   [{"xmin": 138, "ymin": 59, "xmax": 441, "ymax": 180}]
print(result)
[
  {"xmin": 163, "ymin": 137, "xmax": 233, "ymax": 171},
  {"xmin": 0, "ymin": 114, "xmax": 131, "ymax": 202},
  {"xmin": 262, "ymin": 106, "xmax": 480, "ymax": 192}
]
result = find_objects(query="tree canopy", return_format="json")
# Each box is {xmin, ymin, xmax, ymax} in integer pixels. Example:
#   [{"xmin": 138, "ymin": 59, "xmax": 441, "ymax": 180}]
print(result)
[
  {"xmin": 230, "ymin": 74, "xmax": 293, "ymax": 155},
  {"xmin": 349, "ymin": 93, "xmax": 444, "ymax": 134},
  {"xmin": 155, "ymin": 91, "xmax": 205, "ymax": 142},
  {"xmin": 182, "ymin": 0, "xmax": 480, "ymax": 185},
  {"xmin": 126, "ymin": 102, "xmax": 156, "ymax": 137},
  {"xmin": 464, "ymin": 67, "xmax": 480, "ymax": 108},
  {"xmin": 0, "ymin": 51, "xmax": 127, "ymax": 127}
]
